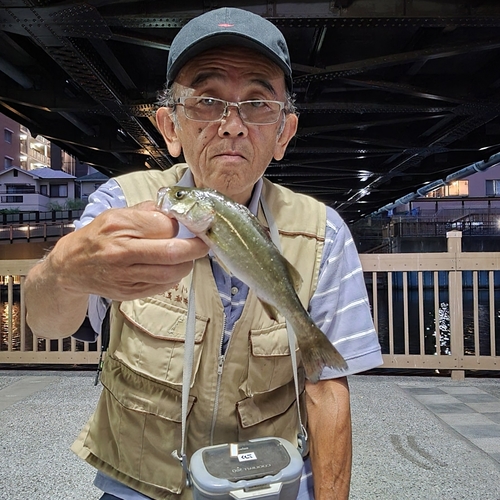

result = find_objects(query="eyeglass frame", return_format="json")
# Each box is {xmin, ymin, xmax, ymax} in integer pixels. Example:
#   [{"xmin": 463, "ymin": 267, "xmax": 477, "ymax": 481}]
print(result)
[{"xmin": 172, "ymin": 96, "xmax": 287, "ymax": 125}]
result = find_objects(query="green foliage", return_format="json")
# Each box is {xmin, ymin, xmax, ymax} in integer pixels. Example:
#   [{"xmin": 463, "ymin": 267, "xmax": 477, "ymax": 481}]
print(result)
[
  {"xmin": 64, "ymin": 198, "xmax": 87, "ymax": 210},
  {"xmin": 47, "ymin": 201, "xmax": 64, "ymax": 211},
  {"xmin": 47, "ymin": 198, "xmax": 87, "ymax": 211}
]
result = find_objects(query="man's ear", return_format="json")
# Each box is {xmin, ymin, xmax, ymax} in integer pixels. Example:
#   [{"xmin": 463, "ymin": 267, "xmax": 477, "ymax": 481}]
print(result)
[
  {"xmin": 156, "ymin": 107, "xmax": 182, "ymax": 158},
  {"xmin": 273, "ymin": 113, "xmax": 298, "ymax": 161}
]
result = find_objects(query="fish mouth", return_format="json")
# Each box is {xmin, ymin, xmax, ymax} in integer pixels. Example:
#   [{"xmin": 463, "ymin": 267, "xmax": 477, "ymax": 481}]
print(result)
[{"xmin": 156, "ymin": 187, "xmax": 196, "ymax": 218}]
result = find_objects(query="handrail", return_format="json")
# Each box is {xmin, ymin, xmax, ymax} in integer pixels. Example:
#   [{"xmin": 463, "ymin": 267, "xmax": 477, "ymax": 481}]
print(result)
[
  {"xmin": 0, "ymin": 222, "xmax": 75, "ymax": 243},
  {"xmin": 1, "ymin": 231, "xmax": 499, "ymax": 378}
]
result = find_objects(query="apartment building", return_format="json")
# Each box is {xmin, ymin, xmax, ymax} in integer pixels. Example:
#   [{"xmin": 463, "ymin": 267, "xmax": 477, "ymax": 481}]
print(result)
[
  {"xmin": 407, "ymin": 163, "xmax": 500, "ymax": 215},
  {"xmin": 0, "ymin": 113, "xmax": 108, "ymax": 211}
]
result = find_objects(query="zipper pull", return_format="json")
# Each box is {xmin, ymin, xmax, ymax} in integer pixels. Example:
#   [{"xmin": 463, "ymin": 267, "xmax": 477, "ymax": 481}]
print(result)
[{"xmin": 217, "ymin": 355, "xmax": 224, "ymax": 375}]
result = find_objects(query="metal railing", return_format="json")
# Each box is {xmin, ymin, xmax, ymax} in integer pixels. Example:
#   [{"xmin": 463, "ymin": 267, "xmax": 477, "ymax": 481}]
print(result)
[
  {"xmin": 0, "ymin": 222, "xmax": 76, "ymax": 243},
  {"xmin": 0, "ymin": 209, "xmax": 84, "ymax": 225},
  {"xmin": 1, "ymin": 231, "xmax": 499, "ymax": 378}
]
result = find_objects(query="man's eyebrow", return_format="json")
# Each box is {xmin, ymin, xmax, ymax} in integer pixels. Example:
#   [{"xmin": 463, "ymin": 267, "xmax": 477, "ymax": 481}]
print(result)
[
  {"xmin": 189, "ymin": 71, "xmax": 221, "ymax": 88},
  {"xmin": 251, "ymin": 79, "xmax": 278, "ymax": 97},
  {"xmin": 188, "ymin": 72, "xmax": 279, "ymax": 97}
]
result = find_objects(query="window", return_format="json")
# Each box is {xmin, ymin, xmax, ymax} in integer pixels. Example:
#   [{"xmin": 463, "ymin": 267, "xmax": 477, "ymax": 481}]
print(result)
[
  {"xmin": 4, "ymin": 157, "xmax": 13, "ymax": 169},
  {"xmin": 40, "ymin": 185, "xmax": 48, "ymax": 196},
  {"xmin": 49, "ymin": 184, "xmax": 68, "ymax": 197},
  {"xmin": 6, "ymin": 184, "xmax": 35, "ymax": 194},
  {"xmin": 4, "ymin": 129, "xmax": 12, "ymax": 144},
  {"xmin": 486, "ymin": 180, "xmax": 500, "ymax": 196},
  {"xmin": 1, "ymin": 196, "xmax": 23, "ymax": 203},
  {"xmin": 426, "ymin": 180, "xmax": 469, "ymax": 198}
]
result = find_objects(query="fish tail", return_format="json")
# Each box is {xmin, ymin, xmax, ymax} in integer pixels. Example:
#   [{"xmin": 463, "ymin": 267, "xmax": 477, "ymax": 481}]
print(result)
[{"xmin": 299, "ymin": 325, "xmax": 348, "ymax": 383}]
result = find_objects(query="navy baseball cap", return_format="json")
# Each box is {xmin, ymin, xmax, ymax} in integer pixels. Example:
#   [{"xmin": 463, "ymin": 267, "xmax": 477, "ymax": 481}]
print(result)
[{"xmin": 166, "ymin": 7, "xmax": 293, "ymax": 91}]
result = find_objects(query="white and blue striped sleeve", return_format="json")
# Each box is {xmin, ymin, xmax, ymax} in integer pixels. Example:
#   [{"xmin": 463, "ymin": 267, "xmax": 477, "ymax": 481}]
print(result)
[
  {"xmin": 309, "ymin": 206, "xmax": 383, "ymax": 378},
  {"xmin": 74, "ymin": 178, "xmax": 127, "ymax": 230}
]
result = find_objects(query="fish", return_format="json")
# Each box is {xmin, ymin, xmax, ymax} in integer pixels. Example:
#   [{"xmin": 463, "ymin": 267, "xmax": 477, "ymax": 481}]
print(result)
[{"xmin": 156, "ymin": 185, "xmax": 348, "ymax": 382}]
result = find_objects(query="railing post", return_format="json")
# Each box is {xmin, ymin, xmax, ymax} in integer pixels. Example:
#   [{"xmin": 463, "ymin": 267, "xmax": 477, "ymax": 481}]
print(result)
[
  {"xmin": 7, "ymin": 275, "xmax": 13, "ymax": 351},
  {"xmin": 447, "ymin": 230, "xmax": 465, "ymax": 380}
]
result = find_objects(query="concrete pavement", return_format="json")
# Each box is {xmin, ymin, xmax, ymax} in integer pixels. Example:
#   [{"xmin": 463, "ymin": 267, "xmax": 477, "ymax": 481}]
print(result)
[{"xmin": 1, "ymin": 371, "xmax": 499, "ymax": 500}]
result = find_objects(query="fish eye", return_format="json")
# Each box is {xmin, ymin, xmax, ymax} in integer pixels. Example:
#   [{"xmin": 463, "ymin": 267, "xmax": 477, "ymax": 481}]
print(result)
[{"xmin": 175, "ymin": 190, "xmax": 186, "ymax": 199}]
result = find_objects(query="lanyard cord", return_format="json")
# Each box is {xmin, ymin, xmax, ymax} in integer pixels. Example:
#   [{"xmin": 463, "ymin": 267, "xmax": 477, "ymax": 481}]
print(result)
[
  {"xmin": 173, "ymin": 194, "xmax": 309, "ymax": 483},
  {"xmin": 172, "ymin": 263, "xmax": 196, "ymax": 486},
  {"xmin": 260, "ymin": 195, "xmax": 308, "ymax": 457}
]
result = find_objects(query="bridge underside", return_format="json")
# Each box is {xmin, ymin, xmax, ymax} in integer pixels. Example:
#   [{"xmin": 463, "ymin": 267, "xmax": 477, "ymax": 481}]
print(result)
[{"xmin": 1, "ymin": 0, "xmax": 500, "ymax": 221}]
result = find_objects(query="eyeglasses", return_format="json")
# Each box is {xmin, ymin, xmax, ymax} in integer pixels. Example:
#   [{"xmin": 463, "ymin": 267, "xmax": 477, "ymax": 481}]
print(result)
[{"xmin": 174, "ymin": 96, "xmax": 286, "ymax": 125}]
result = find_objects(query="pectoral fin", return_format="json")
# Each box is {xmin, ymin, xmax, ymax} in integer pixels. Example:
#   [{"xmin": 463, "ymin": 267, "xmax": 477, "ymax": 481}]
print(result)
[{"xmin": 258, "ymin": 299, "xmax": 280, "ymax": 321}]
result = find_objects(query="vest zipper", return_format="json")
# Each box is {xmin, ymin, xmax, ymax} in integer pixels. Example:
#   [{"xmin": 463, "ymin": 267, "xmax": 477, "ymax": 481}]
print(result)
[{"xmin": 209, "ymin": 317, "xmax": 227, "ymax": 445}]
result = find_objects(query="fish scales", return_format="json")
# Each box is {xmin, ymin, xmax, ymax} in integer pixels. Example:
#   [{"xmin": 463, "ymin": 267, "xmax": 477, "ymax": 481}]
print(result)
[{"xmin": 156, "ymin": 185, "xmax": 348, "ymax": 382}]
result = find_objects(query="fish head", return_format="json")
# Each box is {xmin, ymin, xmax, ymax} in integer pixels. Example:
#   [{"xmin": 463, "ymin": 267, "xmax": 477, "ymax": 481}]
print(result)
[{"xmin": 156, "ymin": 186, "xmax": 216, "ymax": 235}]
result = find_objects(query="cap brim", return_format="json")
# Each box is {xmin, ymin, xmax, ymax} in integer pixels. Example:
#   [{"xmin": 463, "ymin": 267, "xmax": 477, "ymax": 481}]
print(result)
[{"xmin": 167, "ymin": 33, "xmax": 293, "ymax": 91}]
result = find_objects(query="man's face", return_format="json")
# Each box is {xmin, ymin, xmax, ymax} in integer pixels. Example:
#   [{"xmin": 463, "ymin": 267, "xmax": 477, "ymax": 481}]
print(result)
[{"xmin": 157, "ymin": 46, "xmax": 298, "ymax": 205}]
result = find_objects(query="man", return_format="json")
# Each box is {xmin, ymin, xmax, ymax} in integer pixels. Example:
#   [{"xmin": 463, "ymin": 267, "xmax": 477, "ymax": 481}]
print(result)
[{"xmin": 25, "ymin": 7, "xmax": 382, "ymax": 500}]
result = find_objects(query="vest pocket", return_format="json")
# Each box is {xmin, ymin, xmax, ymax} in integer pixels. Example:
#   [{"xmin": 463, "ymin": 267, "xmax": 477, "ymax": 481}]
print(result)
[
  {"xmin": 86, "ymin": 356, "xmax": 194, "ymax": 494},
  {"xmin": 115, "ymin": 298, "xmax": 208, "ymax": 386},
  {"xmin": 247, "ymin": 324, "xmax": 299, "ymax": 393},
  {"xmin": 236, "ymin": 374, "xmax": 305, "ymax": 445}
]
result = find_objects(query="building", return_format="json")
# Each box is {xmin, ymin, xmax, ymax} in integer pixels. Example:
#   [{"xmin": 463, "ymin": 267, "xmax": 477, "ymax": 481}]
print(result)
[
  {"xmin": 1, "ymin": 113, "xmax": 52, "ymax": 172},
  {"xmin": 363, "ymin": 162, "xmax": 500, "ymax": 253},
  {"xmin": 1, "ymin": 113, "xmax": 94, "ymax": 176},
  {"xmin": 75, "ymin": 171, "xmax": 109, "ymax": 200},
  {"xmin": 2, "ymin": 115, "xmax": 21, "ymax": 170},
  {"xmin": 0, "ymin": 166, "xmax": 76, "ymax": 211},
  {"xmin": 409, "ymin": 163, "xmax": 500, "ymax": 215},
  {"xmin": 0, "ymin": 113, "xmax": 107, "ymax": 212}
]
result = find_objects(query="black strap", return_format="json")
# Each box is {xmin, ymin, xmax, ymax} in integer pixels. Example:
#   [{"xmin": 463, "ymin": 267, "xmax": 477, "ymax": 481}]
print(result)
[{"xmin": 94, "ymin": 306, "xmax": 111, "ymax": 386}]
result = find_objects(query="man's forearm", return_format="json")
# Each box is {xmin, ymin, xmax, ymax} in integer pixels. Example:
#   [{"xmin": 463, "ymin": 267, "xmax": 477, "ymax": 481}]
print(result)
[
  {"xmin": 305, "ymin": 377, "xmax": 352, "ymax": 500},
  {"xmin": 25, "ymin": 250, "xmax": 89, "ymax": 339}
]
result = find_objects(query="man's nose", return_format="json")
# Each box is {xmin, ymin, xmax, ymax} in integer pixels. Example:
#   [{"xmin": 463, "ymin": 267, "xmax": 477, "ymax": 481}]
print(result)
[{"xmin": 218, "ymin": 105, "xmax": 248, "ymax": 137}]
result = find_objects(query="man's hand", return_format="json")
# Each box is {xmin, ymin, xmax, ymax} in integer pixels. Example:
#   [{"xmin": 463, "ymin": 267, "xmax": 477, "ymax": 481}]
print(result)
[
  {"xmin": 53, "ymin": 201, "xmax": 208, "ymax": 300},
  {"xmin": 25, "ymin": 201, "xmax": 209, "ymax": 338}
]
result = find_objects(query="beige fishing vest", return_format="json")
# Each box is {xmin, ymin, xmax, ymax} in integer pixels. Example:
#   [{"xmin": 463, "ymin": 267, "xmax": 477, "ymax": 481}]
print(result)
[{"xmin": 71, "ymin": 164, "xmax": 326, "ymax": 499}]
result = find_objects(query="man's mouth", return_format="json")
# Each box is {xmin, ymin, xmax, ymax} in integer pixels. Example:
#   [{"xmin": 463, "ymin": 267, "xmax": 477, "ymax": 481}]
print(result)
[{"xmin": 217, "ymin": 151, "xmax": 244, "ymax": 158}]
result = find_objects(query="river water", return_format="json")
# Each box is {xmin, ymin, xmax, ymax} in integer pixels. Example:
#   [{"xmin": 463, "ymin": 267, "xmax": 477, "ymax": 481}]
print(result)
[
  {"xmin": 2, "ymin": 286, "xmax": 500, "ymax": 356},
  {"xmin": 0, "ymin": 293, "xmax": 95, "ymax": 353}
]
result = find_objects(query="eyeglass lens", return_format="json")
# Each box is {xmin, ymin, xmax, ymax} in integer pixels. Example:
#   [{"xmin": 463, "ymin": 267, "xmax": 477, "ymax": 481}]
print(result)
[{"xmin": 180, "ymin": 97, "xmax": 282, "ymax": 124}]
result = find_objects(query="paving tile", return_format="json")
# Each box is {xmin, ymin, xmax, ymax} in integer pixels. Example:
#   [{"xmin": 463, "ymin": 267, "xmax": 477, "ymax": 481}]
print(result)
[
  {"xmin": 485, "ymin": 413, "xmax": 500, "ymax": 424},
  {"xmin": 403, "ymin": 387, "xmax": 447, "ymax": 395},
  {"xmin": 0, "ymin": 376, "xmax": 59, "ymax": 411},
  {"xmin": 468, "ymin": 437, "xmax": 500, "ymax": 454},
  {"xmin": 424, "ymin": 402, "xmax": 477, "ymax": 414},
  {"xmin": 490, "ymin": 453, "xmax": 500, "ymax": 463},
  {"xmin": 412, "ymin": 394, "xmax": 460, "ymax": 405},
  {"xmin": 452, "ymin": 424, "xmax": 500, "ymax": 439},
  {"xmin": 467, "ymin": 402, "xmax": 500, "ymax": 413},
  {"xmin": 440, "ymin": 386, "xmax": 488, "ymax": 395},
  {"xmin": 437, "ymin": 413, "xmax": 495, "ymax": 426},
  {"xmin": 453, "ymin": 394, "xmax": 500, "ymax": 404}
]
